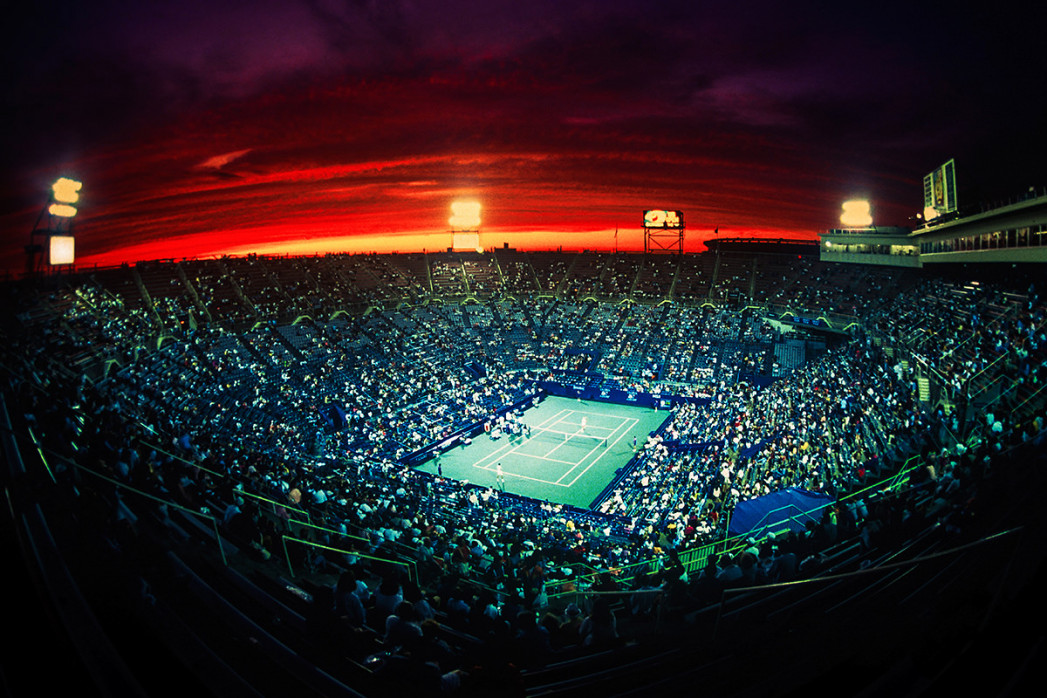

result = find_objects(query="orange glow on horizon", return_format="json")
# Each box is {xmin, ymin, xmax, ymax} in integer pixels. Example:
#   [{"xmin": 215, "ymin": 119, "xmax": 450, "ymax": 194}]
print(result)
[
  {"xmin": 2, "ymin": 133, "xmax": 832, "ymax": 277},
  {"xmin": 69, "ymin": 222, "xmax": 817, "ymax": 270}
]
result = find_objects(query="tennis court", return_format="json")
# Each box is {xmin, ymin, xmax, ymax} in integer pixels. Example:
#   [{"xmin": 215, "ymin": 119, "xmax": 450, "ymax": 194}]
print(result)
[{"xmin": 414, "ymin": 396, "xmax": 669, "ymax": 508}]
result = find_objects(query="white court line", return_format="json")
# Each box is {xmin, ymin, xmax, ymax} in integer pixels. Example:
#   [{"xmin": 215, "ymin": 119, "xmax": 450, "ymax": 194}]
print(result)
[
  {"xmin": 536, "ymin": 412, "xmax": 615, "ymax": 445},
  {"xmin": 557, "ymin": 408, "xmax": 634, "ymax": 431},
  {"xmin": 483, "ymin": 468, "xmax": 572, "ymax": 487},
  {"xmin": 515, "ymin": 452, "xmax": 582, "ymax": 466},
  {"xmin": 531, "ymin": 409, "xmax": 607, "ymax": 460},
  {"xmin": 551, "ymin": 437, "xmax": 607, "ymax": 483},
  {"xmin": 533, "ymin": 407, "xmax": 574, "ymax": 429},
  {"xmin": 473, "ymin": 407, "xmax": 571, "ymax": 473},
  {"xmin": 543, "ymin": 424, "xmax": 617, "ymax": 439},
  {"xmin": 559, "ymin": 420, "xmax": 616, "ymax": 428},
  {"xmin": 486, "ymin": 406, "xmax": 638, "ymax": 486},
  {"xmin": 472, "ymin": 439, "xmax": 531, "ymax": 472},
  {"xmin": 562, "ymin": 417, "xmax": 637, "ymax": 487},
  {"xmin": 555, "ymin": 409, "xmax": 632, "ymax": 442},
  {"xmin": 552, "ymin": 416, "xmax": 633, "ymax": 485},
  {"xmin": 468, "ymin": 401, "xmax": 645, "ymax": 488},
  {"xmin": 516, "ymin": 409, "xmax": 635, "ymax": 480},
  {"xmin": 559, "ymin": 407, "xmax": 647, "ymax": 420},
  {"xmin": 558, "ymin": 416, "xmax": 638, "ymax": 486}
]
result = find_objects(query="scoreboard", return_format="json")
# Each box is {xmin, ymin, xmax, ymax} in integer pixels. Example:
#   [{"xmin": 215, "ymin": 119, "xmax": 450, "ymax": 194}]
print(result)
[{"xmin": 643, "ymin": 210, "xmax": 684, "ymax": 229}]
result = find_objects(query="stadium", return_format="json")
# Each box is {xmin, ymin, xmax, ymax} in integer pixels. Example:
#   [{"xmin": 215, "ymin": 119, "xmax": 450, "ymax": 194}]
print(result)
[{"xmin": 3, "ymin": 181, "xmax": 1047, "ymax": 698}]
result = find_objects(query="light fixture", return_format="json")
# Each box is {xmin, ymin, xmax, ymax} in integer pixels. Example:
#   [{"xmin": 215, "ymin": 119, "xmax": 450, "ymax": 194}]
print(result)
[{"xmin": 840, "ymin": 200, "xmax": 872, "ymax": 227}]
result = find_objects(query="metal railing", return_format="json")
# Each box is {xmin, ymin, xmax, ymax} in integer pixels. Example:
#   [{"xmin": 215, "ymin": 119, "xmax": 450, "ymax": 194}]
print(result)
[
  {"xmin": 545, "ymin": 456, "xmax": 925, "ymax": 605},
  {"xmin": 280, "ymin": 534, "xmax": 417, "ymax": 584}
]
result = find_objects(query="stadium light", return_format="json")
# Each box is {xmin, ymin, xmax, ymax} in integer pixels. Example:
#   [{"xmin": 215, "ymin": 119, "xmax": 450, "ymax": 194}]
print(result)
[
  {"xmin": 449, "ymin": 200, "xmax": 481, "ymax": 230},
  {"xmin": 48, "ymin": 177, "xmax": 82, "ymax": 218},
  {"xmin": 49, "ymin": 235, "xmax": 76, "ymax": 265},
  {"xmin": 840, "ymin": 200, "xmax": 872, "ymax": 228},
  {"xmin": 27, "ymin": 176, "xmax": 82, "ymax": 273}
]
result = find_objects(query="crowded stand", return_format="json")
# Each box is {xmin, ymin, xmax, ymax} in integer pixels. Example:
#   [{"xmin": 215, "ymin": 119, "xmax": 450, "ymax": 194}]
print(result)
[{"xmin": 3, "ymin": 247, "xmax": 1046, "ymax": 697}]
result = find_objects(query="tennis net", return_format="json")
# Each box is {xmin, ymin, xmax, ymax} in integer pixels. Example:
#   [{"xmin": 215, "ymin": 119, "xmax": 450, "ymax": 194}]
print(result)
[{"xmin": 527, "ymin": 426, "xmax": 609, "ymax": 449}]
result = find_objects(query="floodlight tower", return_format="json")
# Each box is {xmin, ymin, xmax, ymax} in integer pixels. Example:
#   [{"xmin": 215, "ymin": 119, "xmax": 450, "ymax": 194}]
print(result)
[
  {"xmin": 26, "ymin": 177, "xmax": 82, "ymax": 276},
  {"xmin": 449, "ymin": 200, "xmax": 482, "ymax": 251}
]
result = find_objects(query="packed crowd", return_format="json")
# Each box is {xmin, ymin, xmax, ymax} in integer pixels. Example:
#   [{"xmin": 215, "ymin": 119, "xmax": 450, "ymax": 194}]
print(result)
[
  {"xmin": 3, "ymin": 252, "xmax": 1046, "ymax": 694},
  {"xmin": 597, "ymin": 338, "xmax": 918, "ymax": 539}
]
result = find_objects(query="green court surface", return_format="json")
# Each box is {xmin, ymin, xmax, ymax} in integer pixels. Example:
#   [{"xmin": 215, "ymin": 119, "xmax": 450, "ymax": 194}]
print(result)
[{"xmin": 414, "ymin": 396, "xmax": 669, "ymax": 509}]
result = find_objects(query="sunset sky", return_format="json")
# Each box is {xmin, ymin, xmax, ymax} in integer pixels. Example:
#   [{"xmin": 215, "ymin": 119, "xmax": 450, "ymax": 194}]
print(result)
[{"xmin": 2, "ymin": 1, "xmax": 1044, "ymax": 274}]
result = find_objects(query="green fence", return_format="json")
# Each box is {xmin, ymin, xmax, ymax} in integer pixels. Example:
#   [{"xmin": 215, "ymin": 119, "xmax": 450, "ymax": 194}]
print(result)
[{"xmin": 546, "ymin": 455, "xmax": 924, "ymax": 605}]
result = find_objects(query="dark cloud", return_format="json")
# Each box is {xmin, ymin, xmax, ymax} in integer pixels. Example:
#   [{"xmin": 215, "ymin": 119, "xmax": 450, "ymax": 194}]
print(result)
[{"xmin": 1, "ymin": 1, "xmax": 1044, "ymax": 273}]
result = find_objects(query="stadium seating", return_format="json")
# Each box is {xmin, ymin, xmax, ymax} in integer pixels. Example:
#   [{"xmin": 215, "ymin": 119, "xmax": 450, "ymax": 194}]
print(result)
[{"xmin": 2, "ymin": 247, "xmax": 1045, "ymax": 697}]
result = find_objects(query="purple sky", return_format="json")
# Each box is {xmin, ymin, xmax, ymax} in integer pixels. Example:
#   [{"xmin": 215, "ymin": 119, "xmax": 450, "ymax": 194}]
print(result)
[{"xmin": 2, "ymin": 1, "xmax": 1043, "ymax": 272}]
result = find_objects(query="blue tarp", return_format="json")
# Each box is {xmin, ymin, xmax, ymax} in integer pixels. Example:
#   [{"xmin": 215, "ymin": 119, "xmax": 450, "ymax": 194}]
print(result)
[{"xmin": 728, "ymin": 487, "xmax": 833, "ymax": 537}]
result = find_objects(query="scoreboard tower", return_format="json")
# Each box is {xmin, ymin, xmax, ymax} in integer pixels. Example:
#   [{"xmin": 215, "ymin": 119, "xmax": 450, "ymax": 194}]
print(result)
[{"xmin": 643, "ymin": 209, "xmax": 685, "ymax": 254}]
